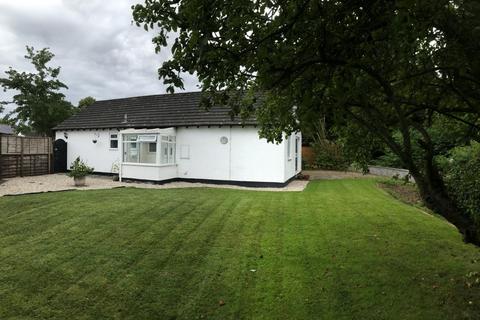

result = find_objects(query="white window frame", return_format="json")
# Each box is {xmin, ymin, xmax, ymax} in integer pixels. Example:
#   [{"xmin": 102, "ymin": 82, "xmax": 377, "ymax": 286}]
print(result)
[
  {"xmin": 160, "ymin": 135, "xmax": 176, "ymax": 164},
  {"xmin": 138, "ymin": 135, "xmax": 157, "ymax": 142},
  {"xmin": 109, "ymin": 133, "xmax": 119, "ymax": 149},
  {"xmin": 148, "ymin": 142, "xmax": 157, "ymax": 153},
  {"xmin": 287, "ymin": 135, "xmax": 292, "ymax": 160},
  {"xmin": 121, "ymin": 133, "xmax": 176, "ymax": 166}
]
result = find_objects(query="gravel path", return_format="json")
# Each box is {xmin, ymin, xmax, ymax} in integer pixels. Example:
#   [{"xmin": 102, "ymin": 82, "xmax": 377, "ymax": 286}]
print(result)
[
  {"xmin": 0, "ymin": 174, "xmax": 308, "ymax": 196},
  {"xmin": 302, "ymin": 169, "xmax": 375, "ymax": 180}
]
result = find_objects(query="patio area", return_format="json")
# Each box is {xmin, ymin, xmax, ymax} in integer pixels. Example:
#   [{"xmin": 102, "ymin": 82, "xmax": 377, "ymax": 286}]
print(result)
[{"xmin": 0, "ymin": 173, "xmax": 309, "ymax": 196}]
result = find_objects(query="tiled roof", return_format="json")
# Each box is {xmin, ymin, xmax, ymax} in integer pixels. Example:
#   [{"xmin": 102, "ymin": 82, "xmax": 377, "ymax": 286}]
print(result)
[{"xmin": 54, "ymin": 91, "xmax": 257, "ymax": 130}]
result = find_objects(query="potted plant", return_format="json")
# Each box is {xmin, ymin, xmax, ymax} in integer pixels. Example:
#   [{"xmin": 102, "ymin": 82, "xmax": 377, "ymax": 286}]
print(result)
[{"xmin": 67, "ymin": 157, "xmax": 94, "ymax": 187}]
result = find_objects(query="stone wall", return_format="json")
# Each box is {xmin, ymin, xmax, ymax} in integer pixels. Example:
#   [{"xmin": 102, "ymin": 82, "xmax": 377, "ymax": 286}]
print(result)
[{"xmin": 368, "ymin": 165, "xmax": 414, "ymax": 182}]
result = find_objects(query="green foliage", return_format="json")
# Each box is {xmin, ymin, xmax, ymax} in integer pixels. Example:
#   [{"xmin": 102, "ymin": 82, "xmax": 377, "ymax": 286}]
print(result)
[
  {"xmin": 336, "ymin": 122, "xmax": 384, "ymax": 173},
  {"xmin": 439, "ymin": 142, "xmax": 480, "ymax": 239},
  {"xmin": 78, "ymin": 96, "xmax": 96, "ymax": 109},
  {"xmin": 0, "ymin": 46, "xmax": 74, "ymax": 136},
  {"xmin": 372, "ymin": 152, "xmax": 404, "ymax": 168},
  {"xmin": 133, "ymin": 0, "xmax": 480, "ymax": 241},
  {"xmin": 372, "ymin": 116, "xmax": 480, "ymax": 169},
  {"xmin": 67, "ymin": 157, "xmax": 94, "ymax": 178},
  {"xmin": 306, "ymin": 117, "xmax": 350, "ymax": 170},
  {"xmin": 370, "ymin": 131, "xmax": 423, "ymax": 169},
  {"xmin": 312, "ymin": 141, "xmax": 349, "ymax": 171}
]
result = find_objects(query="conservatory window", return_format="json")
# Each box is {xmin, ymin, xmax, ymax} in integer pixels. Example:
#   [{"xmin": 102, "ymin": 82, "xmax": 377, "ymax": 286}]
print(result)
[
  {"xmin": 160, "ymin": 136, "xmax": 176, "ymax": 164},
  {"xmin": 122, "ymin": 133, "xmax": 175, "ymax": 165},
  {"xmin": 148, "ymin": 143, "xmax": 156, "ymax": 153},
  {"xmin": 138, "ymin": 135, "xmax": 157, "ymax": 142}
]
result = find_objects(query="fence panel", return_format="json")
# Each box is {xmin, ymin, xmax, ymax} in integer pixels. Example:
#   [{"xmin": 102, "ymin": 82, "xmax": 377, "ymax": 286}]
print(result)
[{"xmin": 0, "ymin": 135, "xmax": 52, "ymax": 178}]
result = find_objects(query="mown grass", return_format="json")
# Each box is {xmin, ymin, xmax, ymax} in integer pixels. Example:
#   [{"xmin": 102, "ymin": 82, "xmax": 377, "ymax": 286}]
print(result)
[{"xmin": 0, "ymin": 179, "xmax": 479, "ymax": 319}]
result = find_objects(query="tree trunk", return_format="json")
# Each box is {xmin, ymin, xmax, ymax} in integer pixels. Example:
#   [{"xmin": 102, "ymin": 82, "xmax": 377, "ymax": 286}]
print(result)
[{"xmin": 410, "ymin": 168, "xmax": 479, "ymax": 245}]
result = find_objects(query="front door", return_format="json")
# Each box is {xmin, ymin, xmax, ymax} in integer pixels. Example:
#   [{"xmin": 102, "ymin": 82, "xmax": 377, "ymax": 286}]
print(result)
[{"xmin": 53, "ymin": 139, "xmax": 67, "ymax": 172}]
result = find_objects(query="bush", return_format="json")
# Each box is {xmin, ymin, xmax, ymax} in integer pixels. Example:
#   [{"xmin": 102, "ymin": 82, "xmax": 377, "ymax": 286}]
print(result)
[
  {"xmin": 312, "ymin": 141, "xmax": 349, "ymax": 171},
  {"xmin": 439, "ymin": 141, "xmax": 480, "ymax": 239},
  {"xmin": 67, "ymin": 157, "xmax": 94, "ymax": 178}
]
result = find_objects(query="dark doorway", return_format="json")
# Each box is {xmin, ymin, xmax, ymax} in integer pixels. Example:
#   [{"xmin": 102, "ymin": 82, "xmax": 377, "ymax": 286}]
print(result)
[{"xmin": 53, "ymin": 139, "xmax": 67, "ymax": 173}]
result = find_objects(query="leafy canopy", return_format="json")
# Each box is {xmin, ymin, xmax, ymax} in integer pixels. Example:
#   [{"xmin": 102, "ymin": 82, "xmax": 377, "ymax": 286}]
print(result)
[
  {"xmin": 78, "ymin": 96, "xmax": 96, "ymax": 109},
  {"xmin": 132, "ymin": 0, "xmax": 479, "ymax": 137},
  {"xmin": 133, "ymin": 0, "xmax": 480, "ymax": 243},
  {"xmin": 0, "ymin": 46, "xmax": 74, "ymax": 136}
]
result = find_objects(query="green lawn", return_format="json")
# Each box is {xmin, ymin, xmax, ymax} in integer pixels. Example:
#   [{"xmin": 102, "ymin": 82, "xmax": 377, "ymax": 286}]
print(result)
[{"xmin": 0, "ymin": 179, "xmax": 479, "ymax": 319}]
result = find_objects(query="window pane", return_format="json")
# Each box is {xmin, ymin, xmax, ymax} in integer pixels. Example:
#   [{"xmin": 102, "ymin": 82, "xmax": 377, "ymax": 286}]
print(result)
[
  {"xmin": 168, "ymin": 143, "xmax": 175, "ymax": 163},
  {"xmin": 139, "ymin": 143, "xmax": 156, "ymax": 164},
  {"xmin": 160, "ymin": 141, "xmax": 168, "ymax": 164},
  {"xmin": 123, "ymin": 142, "xmax": 138, "ymax": 162},
  {"xmin": 287, "ymin": 136, "xmax": 291, "ymax": 158},
  {"xmin": 149, "ymin": 143, "xmax": 157, "ymax": 153},
  {"xmin": 110, "ymin": 133, "xmax": 118, "ymax": 149},
  {"xmin": 138, "ymin": 135, "xmax": 157, "ymax": 142},
  {"xmin": 124, "ymin": 134, "xmax": 137, "ymax": 141}
]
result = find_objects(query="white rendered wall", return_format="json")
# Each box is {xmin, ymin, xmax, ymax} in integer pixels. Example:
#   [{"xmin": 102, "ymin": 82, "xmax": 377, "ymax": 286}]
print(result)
[
  {"xmin": 55, "ymin": 127, "xmax": 301, "ymax": 183},
  {"xmin": 176, "ymin": 127, "xmax": 231, "ymax": 180},
  {"xmin": 175, "ymin": 127, "xmax": 297, "ymax": 183},
  {"xmin": 229, "ymin": 127, "xmax": 285, "ymax": 182},
  {"xmin": 55, "ymin": 130, "xmax": 120, "ymax": 173}
]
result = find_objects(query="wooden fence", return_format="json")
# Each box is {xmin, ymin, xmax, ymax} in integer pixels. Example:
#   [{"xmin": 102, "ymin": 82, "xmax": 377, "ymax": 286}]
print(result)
[
  {"xmin": 0, "ymin": 135, "xmax": 52, "ymax": 178},
  {"xmin": 302, "ymin": 146, "xmax": 316, "ymax": 167}
]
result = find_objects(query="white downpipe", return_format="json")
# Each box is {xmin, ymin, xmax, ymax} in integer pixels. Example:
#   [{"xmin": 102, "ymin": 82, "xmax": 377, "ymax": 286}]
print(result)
[{"xmin": 119, "ymin": 133, "xmax": 123, "ymax": 182}]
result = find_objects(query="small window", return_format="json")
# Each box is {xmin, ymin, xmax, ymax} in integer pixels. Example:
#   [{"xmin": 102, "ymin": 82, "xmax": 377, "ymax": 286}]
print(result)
[
  {"xmin": 110, "ymin": 134, "xmax": 118, "ymax": 149},
  {"xmin": 138, "ymin": 135, "xmax": 157, "ymax": 142},
  {"xmin": 287, "ymin": 135, "xmax": 292, "ymax": 159},
  {"xmin": 149, "ymin": 142, "xmax": 157, "ymax": 153}
]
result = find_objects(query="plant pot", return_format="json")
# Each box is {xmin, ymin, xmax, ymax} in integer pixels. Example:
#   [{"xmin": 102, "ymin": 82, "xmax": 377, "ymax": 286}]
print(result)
[{"xmin": 74, "ymin": 176, "xmax": 86, "ymax": 187}]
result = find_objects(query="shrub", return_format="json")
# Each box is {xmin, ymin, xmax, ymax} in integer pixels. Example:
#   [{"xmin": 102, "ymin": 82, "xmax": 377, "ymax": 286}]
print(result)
[
  {"xmin": 312, "ymin": 141, "xmax": 349, "ymax": 171},
  {"xmin": 67, "ymin": 157, "xmax": 94, "ymax": 178},
  {"xmin": 440, "ymin": 141, "xmax": 480, "ymax": 239}
]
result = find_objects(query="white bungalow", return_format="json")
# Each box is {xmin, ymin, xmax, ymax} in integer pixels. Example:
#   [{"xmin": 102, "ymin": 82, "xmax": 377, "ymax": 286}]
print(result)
[{"xmin": 54, "ymin": 92, "xmax": 301, "ymax": 187}]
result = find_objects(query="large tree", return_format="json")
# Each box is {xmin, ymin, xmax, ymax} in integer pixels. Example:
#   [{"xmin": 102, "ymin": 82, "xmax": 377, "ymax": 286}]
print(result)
[
  {"xmin": 132, "ymin": 0, "xmax": 480, "ymax": 244},
  {"xmin": 0, "ymin": 46, "xmax": 74, "ymax": 136}
]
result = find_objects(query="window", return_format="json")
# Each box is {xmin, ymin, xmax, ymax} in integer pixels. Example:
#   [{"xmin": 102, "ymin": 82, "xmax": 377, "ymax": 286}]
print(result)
[
  {"xmin": 122, "ymin": 133, "xmax": 175, "ymax": 165},
  {"xmin": 287, "ymin": 135, "xmax": 292, "ymax": 159},
  {"xmin": 138, "ymin": 135, "xmax": 157, "ymax": 142},
  {"xmin": 160, "ymin": 136, "xmax": 176, "ymax": 164},
  {"xmin": 110, "ymin": 133, "xmax": 118, "ymax": 149},
  {"xmin": 149, "ymin": 143, "xmax": 156, "ymax": 153},
  {"xmin": 123, "ymin": 135, "xmax": 138, "ymax": 162}
]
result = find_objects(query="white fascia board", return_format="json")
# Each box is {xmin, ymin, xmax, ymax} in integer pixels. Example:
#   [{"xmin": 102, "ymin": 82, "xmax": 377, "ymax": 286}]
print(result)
[{"xmin": 119, "ymin": 127, "xmax": 176, "ymax": 135}]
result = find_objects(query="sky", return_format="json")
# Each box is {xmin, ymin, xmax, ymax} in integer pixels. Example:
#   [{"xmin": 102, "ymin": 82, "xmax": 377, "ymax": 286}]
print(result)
[{"xmin": 0, "ymin": 0, "xmax": 199, "ymax": 114}]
